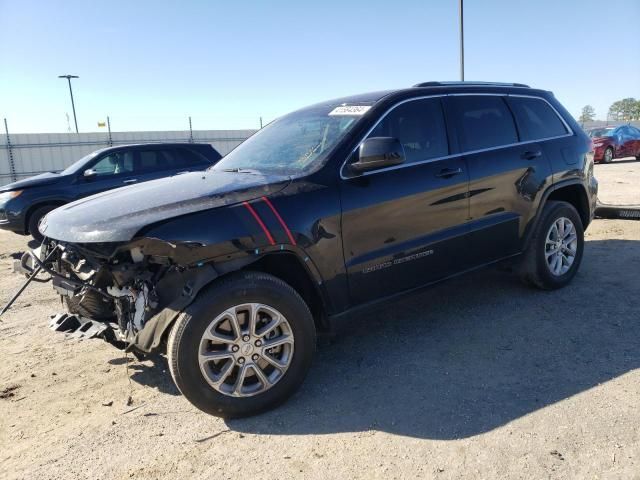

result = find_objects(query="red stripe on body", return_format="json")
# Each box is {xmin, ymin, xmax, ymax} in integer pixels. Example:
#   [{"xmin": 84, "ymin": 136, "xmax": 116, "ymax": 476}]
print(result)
[
  {"xmin": 261, "ymin": 196, "xmax": 297, "ymax": 246},
  {"xmin": 242, "ymin": 201, "xmax": 275, "ymax": 245}
]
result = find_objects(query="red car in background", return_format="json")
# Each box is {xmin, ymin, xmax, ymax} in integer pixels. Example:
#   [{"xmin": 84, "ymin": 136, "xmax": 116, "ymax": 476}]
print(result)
[{"xmin": 588, "ymin": 125, "xmax": 640, "ymax": 163}]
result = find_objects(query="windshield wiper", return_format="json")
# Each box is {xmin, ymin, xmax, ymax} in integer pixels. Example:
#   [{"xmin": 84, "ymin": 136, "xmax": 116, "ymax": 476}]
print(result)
[{"xmin": 219, "ymin": 168, "xmax": 261, "ymax": 174}]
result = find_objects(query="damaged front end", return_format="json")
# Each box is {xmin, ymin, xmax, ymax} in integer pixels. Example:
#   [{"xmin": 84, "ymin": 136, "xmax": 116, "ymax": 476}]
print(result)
[{"xmin": 17, "ymin": 238, "xmax": 218, "ymax": 356}]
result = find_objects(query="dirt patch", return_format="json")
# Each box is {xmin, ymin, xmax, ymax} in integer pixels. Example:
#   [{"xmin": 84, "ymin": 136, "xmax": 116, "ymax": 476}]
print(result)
[
  {"xmin": 594, "ymin": 159, "xmax": 640, "ymax": 205},
  {"xmin": 0, "ymin": 384, "xmax": 20, "ymax": 399}
]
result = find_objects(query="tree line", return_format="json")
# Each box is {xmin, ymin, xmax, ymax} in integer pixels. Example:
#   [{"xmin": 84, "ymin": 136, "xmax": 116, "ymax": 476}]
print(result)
[{"xmin": 579, "ymin": 98, "xmax": 640, "ymax": 123}]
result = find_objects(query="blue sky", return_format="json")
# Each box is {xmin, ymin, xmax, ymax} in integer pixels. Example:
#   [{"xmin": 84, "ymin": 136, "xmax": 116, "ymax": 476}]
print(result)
[{"xmin": 1, "ymin": 0, "xmax": 638, "ymax": 133}]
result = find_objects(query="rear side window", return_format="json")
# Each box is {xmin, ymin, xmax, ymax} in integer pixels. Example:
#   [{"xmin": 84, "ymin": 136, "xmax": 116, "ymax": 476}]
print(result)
[
  {"xmin": 173, "ymin": 148, "xmax": 209, "ymax": 167},
  {"xmin": 369, "ymin": 98, "xmax": 448, "ymax": 164},
  {"xmin": 136, "ymin": 149, "xmax": 174, "ymax": 172},
  {"xmin": 449, "ymin": 96, "xmax": 518, "ymax": 151},
  {"xmin": 508, "ymin": 97, "xmax": 568, "ymax": 141}
]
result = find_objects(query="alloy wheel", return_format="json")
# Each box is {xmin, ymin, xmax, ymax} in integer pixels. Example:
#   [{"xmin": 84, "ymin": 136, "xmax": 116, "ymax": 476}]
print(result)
[
  {"xmin": 544, "ymin": 217, "xmax": 578, "ymax": 276},
  {"xmin": 198, "ymin": 303, "xmax": 294, "ymax": 397}
]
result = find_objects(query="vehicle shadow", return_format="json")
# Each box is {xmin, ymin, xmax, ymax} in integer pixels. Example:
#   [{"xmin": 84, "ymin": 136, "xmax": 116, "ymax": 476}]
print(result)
[
  {"xmin": 225, "ymin": 239, "xmax": 640, "ymax": 440},
  {"xmin": 128, "ymin": 354, "xmax": 180, "ymax": 396}
]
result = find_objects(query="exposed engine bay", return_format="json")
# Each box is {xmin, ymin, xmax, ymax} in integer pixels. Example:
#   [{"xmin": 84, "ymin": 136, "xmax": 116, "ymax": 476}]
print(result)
[{"xmin": 14, "ymin": 238, "xmax": 218, "ymax": 355}]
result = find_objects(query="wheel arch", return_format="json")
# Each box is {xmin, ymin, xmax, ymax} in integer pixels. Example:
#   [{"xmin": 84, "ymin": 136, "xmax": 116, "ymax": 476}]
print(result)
[
  {"xmin": 239, "ymin": 252, "xmax": 331, "ymax": 333},
  {"xmin": 147, "ymin": 249, "xmax": 331, "ymax": 354},
  {"xmin": 24, "ymin": 200, "xmax": 67, "ymax": 233},
  {"xmin": 523, "ymin": 181, "xmax": 591, "ymax": 250}
]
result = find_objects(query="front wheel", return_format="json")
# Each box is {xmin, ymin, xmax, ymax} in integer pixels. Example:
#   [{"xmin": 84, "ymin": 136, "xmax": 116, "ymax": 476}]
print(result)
[
  {"xmin": 518, "ymin": 201, "xmax": 584, "ymax": 290},
  {"xmin": 603, "ymin": 147, "xmax": 614, "ymax": 164},
  {"xmin": 27, "ymin": 205, "xmax": 57, "ymax": 243},
  {"xmin": 167, "ymin": 271, "xmax": 316, "ymax": 418}
]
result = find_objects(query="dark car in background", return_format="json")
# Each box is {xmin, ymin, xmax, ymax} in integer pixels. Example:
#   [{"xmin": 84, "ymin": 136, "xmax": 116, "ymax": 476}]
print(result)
[
  {"xmin": 0, "ymin": 143, "xmax": 222, "ymax": 241},
  {"xmin": 588, "ymin": 125, "xmax": 640, "ymax": 163}
]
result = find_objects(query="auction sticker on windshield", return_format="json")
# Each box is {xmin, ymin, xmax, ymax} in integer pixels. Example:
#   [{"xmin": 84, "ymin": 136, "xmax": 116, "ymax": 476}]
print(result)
[{"xmin": 329, "ymin": 105, "xmax": 371, "ymax": 116}]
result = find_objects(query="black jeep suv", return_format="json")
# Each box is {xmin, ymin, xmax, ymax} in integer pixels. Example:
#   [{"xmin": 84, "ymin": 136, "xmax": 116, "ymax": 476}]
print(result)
[{"xmin": 32, "ymin": 82, "xmax": 597, "ymax": 417}]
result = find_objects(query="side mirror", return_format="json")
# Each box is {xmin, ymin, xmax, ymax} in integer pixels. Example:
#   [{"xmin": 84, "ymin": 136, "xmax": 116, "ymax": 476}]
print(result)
[
  {"xmin": 350, "ymin": 137, "xmax": 405, "ymax": 173},
  {"xmin": 83, "ymin": 168, "xmax": 97, "ymax": 179}
]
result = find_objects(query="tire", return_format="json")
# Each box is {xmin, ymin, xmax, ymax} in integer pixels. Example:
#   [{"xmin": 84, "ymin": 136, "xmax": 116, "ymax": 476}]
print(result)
[
  {"xmin": 27, "ymin": 205, "xmax": 57, "ymax": 243},
  {"xmin": 603, "ymin": 147, "xmax": 614, "ymax": 164},
  {"xmin": 167, "ymin": 271, "xmax": 316, "ymax": 418},
  {"xmin": 518, "ymin": 201, "xmax": 584, "ymax": 290}
]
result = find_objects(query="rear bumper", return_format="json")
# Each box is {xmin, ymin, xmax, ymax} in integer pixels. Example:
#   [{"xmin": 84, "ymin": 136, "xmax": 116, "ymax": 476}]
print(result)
[{"xmin": 595, "ymin": 203, "xmax": 640, "ymax": 220}]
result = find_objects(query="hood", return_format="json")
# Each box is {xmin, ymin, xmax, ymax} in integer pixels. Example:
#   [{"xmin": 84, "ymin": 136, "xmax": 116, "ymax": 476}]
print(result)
[
  {"xmin": 0, "ymin": 172, "xmax": 63, "ymax": 192},
  {"xmin": 41, "ymin": 170, "xmax": 291, "ymax": 243},
  {"xmin": 591, "ymin": 136, "xmax": 612, "ymax": 144}
]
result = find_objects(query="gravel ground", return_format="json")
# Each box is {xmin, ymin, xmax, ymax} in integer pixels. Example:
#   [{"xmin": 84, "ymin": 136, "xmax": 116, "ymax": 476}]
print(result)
[
  {"xmin": 1, "ymin": 162, "xmax": 639, "ymax": 480},
  {"xmin": 595, "ymin": 157, "xmax": 640, "ymax": 205}
]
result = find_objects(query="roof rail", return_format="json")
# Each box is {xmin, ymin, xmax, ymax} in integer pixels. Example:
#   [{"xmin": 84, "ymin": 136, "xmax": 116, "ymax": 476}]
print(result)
[{"xmin": 413, "ymin": 81, "xmax": 530, "ymax": 88}]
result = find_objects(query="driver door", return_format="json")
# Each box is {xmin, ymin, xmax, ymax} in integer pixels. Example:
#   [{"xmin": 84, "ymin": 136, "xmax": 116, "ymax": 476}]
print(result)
[
  {"xmin": 73, "ymin": 150, "xmax": 136, "ymax": 200},
  {"xmin": 339, "ymin": 97, "xmax": 470, "ymax": 305}
]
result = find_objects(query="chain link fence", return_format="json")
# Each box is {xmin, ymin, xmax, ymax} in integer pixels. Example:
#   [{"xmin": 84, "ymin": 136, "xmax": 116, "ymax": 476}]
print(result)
[{"xmin": 1, "ymin": 118, "xmax": 255, "ymax": 187}]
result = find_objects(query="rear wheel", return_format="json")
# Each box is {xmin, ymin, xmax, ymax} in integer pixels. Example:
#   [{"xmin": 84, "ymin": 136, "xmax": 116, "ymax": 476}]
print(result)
[
  {"xmin": 518, "ymin": 201, "xmax": 584, "ymax": 290},
  {"xmin": 167, "ymin": 271, "xmax": 316, "ymax": 418}
]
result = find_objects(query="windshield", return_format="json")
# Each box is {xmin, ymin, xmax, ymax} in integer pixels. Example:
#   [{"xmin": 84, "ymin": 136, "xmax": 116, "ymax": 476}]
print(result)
[
  {"xmin": 213, "ymin": 104, "xmax": 369, "ymax": 175},
  {"xmin": 61, "ymin": 150, "xmax": 102, "ymax": 174},
  {"xmin": 589, "ymin": 128, "xmax": 616, "ymax": 138}
]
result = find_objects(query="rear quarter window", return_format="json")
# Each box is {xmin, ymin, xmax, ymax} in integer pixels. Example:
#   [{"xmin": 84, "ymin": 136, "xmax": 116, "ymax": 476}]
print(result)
[
  {"xmin": 173, "ymin": 148, "xmax": 210, "ymax": 167},
  {"xmin": 507, "ymin": 97, "xmax": 568, "ymax": 141},
  {"xmin": 449, "ymin": 96, "xmax": 518, "ymax": 152}
]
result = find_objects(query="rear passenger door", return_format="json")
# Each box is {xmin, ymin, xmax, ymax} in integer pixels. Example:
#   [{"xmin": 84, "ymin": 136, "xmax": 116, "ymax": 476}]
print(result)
[
  {"xmin": 628, "ymin": 126, "xmax": 640, "ymax": 157},
  {"xmin": 132, "ymin": 146, "xmax": 207, "ymax": 184},
  {"xmin": 445, "ymin": 94, "xmax": 554, "ymax": 265},
  {"xmin": 619, "ymin": 127, "xmax": 638, "ymax": 158},
  {"xmin": 172, "ymin": 146, "xmax": 215, "ymax": 172}
]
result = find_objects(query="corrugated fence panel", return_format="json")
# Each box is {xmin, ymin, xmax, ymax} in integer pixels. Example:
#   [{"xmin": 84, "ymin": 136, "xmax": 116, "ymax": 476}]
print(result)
[{"xmin": 0, "ymin": 129, "xmax": 255, "ymax": 187}]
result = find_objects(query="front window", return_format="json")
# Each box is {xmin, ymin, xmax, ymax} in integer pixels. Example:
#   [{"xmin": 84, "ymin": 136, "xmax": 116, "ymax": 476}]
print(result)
[
  {"xmin": 589, "ymin": 128, "xmax": 616, "ymax": 138},
  {"xmin": 213, "ymin": 104, "xmax": 368, "ymax": 175},
  {"xmin": 91, "ymin": 152, "xmax": 135, "ymax": 176},
  {"xmin": 61, "ymin": 150, "xmax": 101, "ymax": 174}
]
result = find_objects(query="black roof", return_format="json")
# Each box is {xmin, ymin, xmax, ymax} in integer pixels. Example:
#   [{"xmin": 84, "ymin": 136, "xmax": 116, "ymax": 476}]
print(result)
[
  {"xmin": 413, "ymin": 81, "xmax": 530, "ymax": 88},
  {"xmin": 314, "ymin": 81, "xmax": 544, "ymax": 110},
  {"xmin": 105, "ymin": 142, "xmax": 213, "ymax": 149}
]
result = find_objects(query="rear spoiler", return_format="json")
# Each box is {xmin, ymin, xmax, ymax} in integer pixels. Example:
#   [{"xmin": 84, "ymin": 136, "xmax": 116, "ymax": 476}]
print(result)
[{"xmin": 595, "ymin": 203, "xmax": 640, "ymax": 220}]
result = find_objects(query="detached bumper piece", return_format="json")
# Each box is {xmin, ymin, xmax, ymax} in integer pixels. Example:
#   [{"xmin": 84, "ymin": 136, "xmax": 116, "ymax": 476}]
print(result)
[
  {"xmin": 595, "ymin": 204, "xmax": 640, "ymax": 220},
  {"xmin": 49, "ymin": 313, "xmax": 108, "ymax": 338},
  {"xmin": 48, "ymin": 313, "xmax": 127, "ymax": 351}
]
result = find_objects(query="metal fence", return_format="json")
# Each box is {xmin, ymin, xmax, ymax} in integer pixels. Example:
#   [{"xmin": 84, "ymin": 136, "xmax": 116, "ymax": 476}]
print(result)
[{"xmin": 0, "ymin": 125, "xmax": 255, "ymax": 187}]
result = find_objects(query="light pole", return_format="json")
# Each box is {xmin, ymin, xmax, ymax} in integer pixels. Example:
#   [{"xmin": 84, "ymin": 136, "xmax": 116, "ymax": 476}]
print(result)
[
  {"xmin": 58, "ymin": 75, "xmax": 79, "ymax": 133},
  {"xmin": 459, "ymin": 0, "xmax": 464, "ymax": 81}
]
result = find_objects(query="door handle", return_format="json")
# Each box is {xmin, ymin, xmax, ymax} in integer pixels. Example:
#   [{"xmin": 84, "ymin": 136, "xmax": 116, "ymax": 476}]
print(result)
[
  {"xmin": 123, "ymin": 178, "xmax": 138, "ymax": 184},
  {"xmin": 521, "ymin": 150, "xmax": 542, "ymax": 160},
  {"xmin": 435, "ymin": 167, "xmax": 463, "ymax": 178}
]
